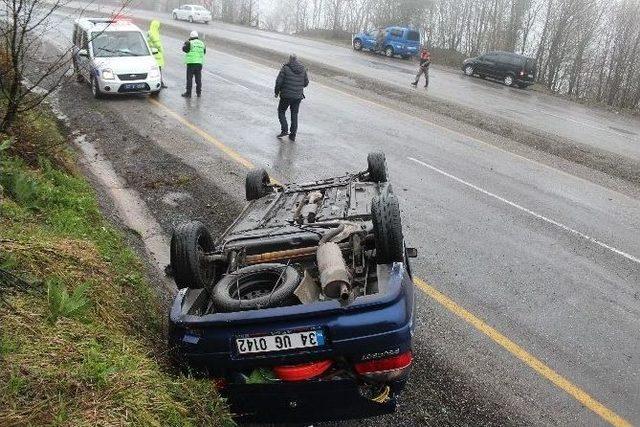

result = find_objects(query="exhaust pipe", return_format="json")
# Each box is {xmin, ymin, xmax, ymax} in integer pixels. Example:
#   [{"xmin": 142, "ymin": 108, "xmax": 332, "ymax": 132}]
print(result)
[{"xmin": 317, "ymin": 242, "xmax": 351, "ymax": 301}]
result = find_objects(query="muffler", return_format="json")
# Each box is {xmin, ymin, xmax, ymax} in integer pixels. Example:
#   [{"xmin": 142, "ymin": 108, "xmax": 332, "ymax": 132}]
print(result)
[{"xmin": 316, "ymin": 242, "xmax": 351, "ymax": 301}]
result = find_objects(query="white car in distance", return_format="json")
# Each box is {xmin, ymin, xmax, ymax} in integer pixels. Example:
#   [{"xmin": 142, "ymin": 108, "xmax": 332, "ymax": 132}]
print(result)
[{"xmin": 172, "ymin": 5, "xmax": 212, "ymax": 24}]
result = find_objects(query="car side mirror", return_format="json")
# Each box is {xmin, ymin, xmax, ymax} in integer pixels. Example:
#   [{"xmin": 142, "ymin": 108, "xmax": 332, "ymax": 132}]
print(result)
[
  {"xmin": 78, "ymin": 49, "xmax": 89, "ymax": 58},
  {"xmin": 151, "ymin": 47, "xmax": 159, "ymax": 55}
]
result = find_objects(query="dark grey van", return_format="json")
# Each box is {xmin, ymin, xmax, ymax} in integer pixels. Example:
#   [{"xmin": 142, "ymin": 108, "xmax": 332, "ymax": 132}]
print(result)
[{"xmin": 462, "ymin": 51, "xmax": 536, "ymax": 88}]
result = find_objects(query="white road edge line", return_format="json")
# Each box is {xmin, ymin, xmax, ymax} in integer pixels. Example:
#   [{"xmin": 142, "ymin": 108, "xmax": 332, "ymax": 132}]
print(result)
[{"xmin": 408, "ymin": 157, "xmax": 640, "ymax": 266}]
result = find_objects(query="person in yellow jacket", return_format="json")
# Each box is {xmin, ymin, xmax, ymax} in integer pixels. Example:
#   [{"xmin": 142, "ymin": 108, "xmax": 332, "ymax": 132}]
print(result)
[{"xmin": 147, "ymin": 20, "xmax": 167, "ymax": 88}]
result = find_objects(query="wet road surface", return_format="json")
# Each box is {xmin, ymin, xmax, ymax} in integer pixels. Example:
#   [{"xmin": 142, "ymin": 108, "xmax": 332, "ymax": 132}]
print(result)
[
  {"xmin": 46, "ymin": 11, "xmax": 640, "ymax": 427},
  {"xmin": 63, "ymin": 0, "xmax": 640, "ymax": 165}
]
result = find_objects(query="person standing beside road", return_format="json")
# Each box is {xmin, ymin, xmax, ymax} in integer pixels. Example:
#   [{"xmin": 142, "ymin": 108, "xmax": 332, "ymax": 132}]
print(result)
[
  {"xmin": 411, "ymin": 47, "xmax": 431, "ymax": 88},
  {"xmin": 147, "ymin": 20, "xmax": 168, "ymax": 88},
  {"xmin": 181, "ymin": 31, "xmax": 206, "ymax": 98},
  {"xmin": 376, "ymin": 28, "xmax": 385, "ymax": 53},
  {"xmin": 274, "ymin": 54, "xmax": 309, "ymax": 142}
]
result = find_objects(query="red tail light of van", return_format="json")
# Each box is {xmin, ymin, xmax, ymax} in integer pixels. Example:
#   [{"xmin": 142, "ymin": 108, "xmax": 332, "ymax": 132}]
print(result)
[{"xmin": 354, "ymin": 351, "xmax": 413, "ymax": 381}]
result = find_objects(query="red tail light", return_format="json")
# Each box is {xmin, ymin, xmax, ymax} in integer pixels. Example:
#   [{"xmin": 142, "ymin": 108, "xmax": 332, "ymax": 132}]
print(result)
[
  {"xmin": 274, "ymin": 360, "xmax": 333, "ymax": 382},
  {"xmin": 355, "ymin": 351, "xmax": 413, "ymax": 381}
]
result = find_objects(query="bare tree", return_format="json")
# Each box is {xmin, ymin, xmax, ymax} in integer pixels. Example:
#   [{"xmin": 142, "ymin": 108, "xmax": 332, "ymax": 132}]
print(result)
[{"xmin": 0, "ymin": 0, "xmax": 133, "ymax": 132}]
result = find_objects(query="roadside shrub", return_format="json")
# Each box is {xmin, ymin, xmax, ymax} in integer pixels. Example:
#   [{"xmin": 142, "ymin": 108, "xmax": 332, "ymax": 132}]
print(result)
[{"xmin": 46, "ymin": 278, "xmax": 91, "ymax": 323}]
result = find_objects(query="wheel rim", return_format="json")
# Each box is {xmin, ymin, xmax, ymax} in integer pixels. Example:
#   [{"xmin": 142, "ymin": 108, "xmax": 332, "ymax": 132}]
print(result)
[
  {"xmin": 385, "ymin": 48, "xmax": 392, "ymax": 57},
  {"xmin": 91, "ymin": 78, "xmax": 97, "ymax": 96},
  {"xmin": 354, "ymin": 41, "xmax": 361, "ymax": 49},
  {"xmin": 505, "ymin": 76, "xmax": 513, "ymax": 86},
  {"xmin": 189, "ymin": 16, "xmax": 193, "ymax": 22},
  {"xmin": 465, "ymin": 66, "xmax": 473, "ymax": 76},
  {"xmin": 196, "ymin": 235, "xmax": 214, "ymax": 284}
]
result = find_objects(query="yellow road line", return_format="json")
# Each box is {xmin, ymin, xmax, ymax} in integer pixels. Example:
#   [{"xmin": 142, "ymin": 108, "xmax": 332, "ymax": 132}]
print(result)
[
  {"xmin": 414, "ymin": 278, "xmax": 632, "ymax": 427},
  {"xmin": 149, "ymin": 98, "xmax": 281, "ymax": 185},
  {"xmin": 149, "ymin": 97, "xmax": 631, "ymax": 427}
]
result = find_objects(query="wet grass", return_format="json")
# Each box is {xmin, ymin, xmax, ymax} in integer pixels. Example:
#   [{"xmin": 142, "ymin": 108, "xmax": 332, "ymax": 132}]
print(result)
[{"xmin": 0, "ymin": 108, "xmax": 233, "ymax": 426}]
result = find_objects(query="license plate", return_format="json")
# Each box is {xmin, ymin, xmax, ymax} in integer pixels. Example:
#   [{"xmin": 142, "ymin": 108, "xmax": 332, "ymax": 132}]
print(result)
[
  {"xmin": 124, "ymin": 83, "xmax": 145, "ymax": 90},
  {"xmin": 236, "ymin": 329, "xmax": 325, "ymax": 354}
]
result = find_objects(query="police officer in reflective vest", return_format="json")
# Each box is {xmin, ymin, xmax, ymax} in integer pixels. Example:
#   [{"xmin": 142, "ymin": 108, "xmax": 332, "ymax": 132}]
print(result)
[{"xmin": 182, "ymin": 31, "xmax": 206, "ymax": 97}]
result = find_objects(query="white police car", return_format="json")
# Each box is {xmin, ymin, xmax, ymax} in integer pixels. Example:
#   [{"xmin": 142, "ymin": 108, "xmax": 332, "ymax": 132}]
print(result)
[{"xmin": 72, "ymin": 18, "xmax": 162, "ymax": 99}]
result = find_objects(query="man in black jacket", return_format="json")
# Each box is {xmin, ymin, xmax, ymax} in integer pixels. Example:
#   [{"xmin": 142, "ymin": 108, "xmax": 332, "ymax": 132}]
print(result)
[{"xmin": 274, "ymin": 54, "xmax": 309, "ymax": 142}]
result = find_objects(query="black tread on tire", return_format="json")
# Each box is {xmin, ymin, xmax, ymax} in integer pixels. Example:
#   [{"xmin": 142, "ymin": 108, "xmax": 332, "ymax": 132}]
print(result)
[
  {"xmin": 245, "ymin": 168, "xmax": 271, "ymax": 201},
  {"xmin": 212, "ymin": 263, "xmax": 300, "ymax": 312},
  {"xmin": 367, "ymin": 151, "xmax": 388, "ymax": 183},
  {"xmin": 371, "ymin": 193, "xmax": 404, "ymax": 264},
  {"xmin": 170, "ymin": 221, "xmax": 215, "ymax": 289}
]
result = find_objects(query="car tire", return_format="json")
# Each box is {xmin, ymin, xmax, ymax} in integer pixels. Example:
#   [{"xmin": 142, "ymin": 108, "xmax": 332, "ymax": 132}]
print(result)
[
  {"xmin": 245, "ymin": 168, "xmax": 272, "ymax": 201},
  {"xmin": 401, "ymin": 55, "xmax": 410, "ymax": 59},
  {"xmin": 212, "ymin": 263, "xmax": 301, "ymax": 312},
  {"xmin": 172, "ymin": 12, "xmax": 177, "ymax": 20},
  {"xmin": 170, "ymin": 221, "xmax": 216, "ymax": 289},
  {"xmin": 504, "ymin": 74, "xmax": 515, "ymax": 86},
  {"xmin": 353, "ymin": 39, "xmax": 363, "ymax": 51},
  {"xmin": 367, "ymin": 151, "xmax": 388, "ymax": 183},
  {"xmin": 205, "ymin": 21, "xmax": 210, "ymax": 24},
  {"xmin": 371, "ymin": 193, "xmax": 404, "ymax": 264},
  {"xmin": 464, "ymin": 65, "xmax": 474, "ymax": 76},
  {"xmin": 91, "ymin": 76, "xmax": 102, "ymax": 99},
  {"xmin": 384, "ymin": 46, "xmax": 394, "ymax": 57}
]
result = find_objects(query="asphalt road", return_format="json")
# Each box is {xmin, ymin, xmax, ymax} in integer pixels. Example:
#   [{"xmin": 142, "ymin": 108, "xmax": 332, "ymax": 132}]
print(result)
[
  {"xmin": 61, "ymin": 0, "xmax": 640, "ymax": 165},
  {"xmin": 46, "ymin": 11, "xmax": 640, "ymax": 427}
]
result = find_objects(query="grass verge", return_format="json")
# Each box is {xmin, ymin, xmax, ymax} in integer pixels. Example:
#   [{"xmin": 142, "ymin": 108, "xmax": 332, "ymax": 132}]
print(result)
[{"xmin": 0, "ymin": 107, "xmax": 233, "ymax": 426}]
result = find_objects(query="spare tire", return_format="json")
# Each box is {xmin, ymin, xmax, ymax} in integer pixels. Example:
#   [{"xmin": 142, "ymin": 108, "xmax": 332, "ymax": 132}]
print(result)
[
  {"xmin": 212, "ymin": 263, "xmax": 300, "ymax": 312},
  {"xmin": 170, "ymin": 221, "xmax": 216, "ymax": 289},
  {"xmin": 246, "ymin": 168, "xmax": 271, "ymax": 201},
  {"xmin": 367, "ymin": 152, "xmax": 388, "ymax": 183},
  {"xmin": 371, "ymin": 193, "xmax": 404, "ymax": 263}
]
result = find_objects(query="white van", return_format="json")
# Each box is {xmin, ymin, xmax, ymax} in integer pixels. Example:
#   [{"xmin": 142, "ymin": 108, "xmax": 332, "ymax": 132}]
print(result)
[{"xmin": 72, "ymin": 18, "xmax": 162, "ymax": 98}]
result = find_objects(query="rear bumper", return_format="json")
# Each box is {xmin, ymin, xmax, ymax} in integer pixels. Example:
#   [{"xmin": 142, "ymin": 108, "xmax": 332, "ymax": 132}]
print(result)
[{"xmin": 226, "ymin": 377, "xmax": 406, "ymax": 423}]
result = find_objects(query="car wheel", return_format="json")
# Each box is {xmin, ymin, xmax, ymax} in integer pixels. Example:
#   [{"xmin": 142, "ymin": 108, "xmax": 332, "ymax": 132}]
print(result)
[
  {"xmin": 189, "ymin": 15, "xmax": 193, "ymax": 23},
  {"xmin": 367, "ymin": 151, "xmax": 388, "ymax": 183},
  {"xmin": 212, "ymin": 263, "xmax": 301, "ymax": 312},
  {"xmin": 371, "ymin": 193, "xmax": 404, "ymax": 264},
  {"xmin": 464, "ymin": 65, "xmax": 474, "ymax": 76},
  {"xmin": 353, "ymin": 39, "xmax": 363, "ymax": 51},
  {"xmin": 504, "ymin": 75, "xmax": 514, "ymax": 86},
  {"xmin": 172, "ymin": 12, "xmax": 177, "ymax": 20},
  {"xmin": 91, "ymin": 76, "xmax": 102, "ymax": 99},
  {"xmin": 205, "ymin": 21, "xmax": 210, "ymax": 24},
  {"xmin": 170, "ymin": 221, "xmax": 215, "ymax": 289},
  {"xmin": 245, "ymin": 168, "xmax": 272, "ymax": 201},
  {"xmin": 384, "ymin": 46, "xmax": 394, "ymax": 57}
]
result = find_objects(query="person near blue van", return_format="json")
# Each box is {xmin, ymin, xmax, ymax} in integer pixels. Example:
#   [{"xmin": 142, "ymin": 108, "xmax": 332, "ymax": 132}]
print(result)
[
  {"xmin": 275, "ymin": 54, "xmax": 309, "ymax": 142},
  {"xmin": 411, "ymin": 48, "xmax": 431, "ymax": 88}
]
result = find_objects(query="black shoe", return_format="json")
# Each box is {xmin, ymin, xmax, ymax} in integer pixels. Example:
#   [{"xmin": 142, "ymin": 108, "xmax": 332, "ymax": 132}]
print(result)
[
  {"xmin": 196, "ymin": 93, "xmax": 201, "ymax": 97},
  {"xmin": 277, "ymin": 131, "xmax": 289, "ymax": 138},
  {"xmin": 181, "ymin": 92, "xmax": 191, "ymax": 98},
  {"xmin": 411, "ymin": 81, "xmax": 417, "ymax": 86},
  {"xmin": 288, "ymin": 134, "xmax": 296, "ymax": 142}
]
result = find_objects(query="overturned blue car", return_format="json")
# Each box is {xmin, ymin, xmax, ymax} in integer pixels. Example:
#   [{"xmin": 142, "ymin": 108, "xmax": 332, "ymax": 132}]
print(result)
[{"xmin": 167, "ymin": 152, "xmax": 417, "ymax": 423}]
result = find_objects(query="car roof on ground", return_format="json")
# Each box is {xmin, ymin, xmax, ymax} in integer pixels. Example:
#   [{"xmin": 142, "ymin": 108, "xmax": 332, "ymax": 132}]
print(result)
[{"xmin": 75, "ymin": 18, "xmax": 142, "ymax": 33}]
